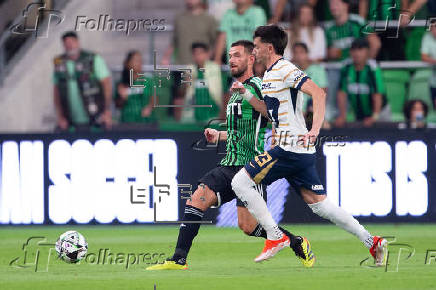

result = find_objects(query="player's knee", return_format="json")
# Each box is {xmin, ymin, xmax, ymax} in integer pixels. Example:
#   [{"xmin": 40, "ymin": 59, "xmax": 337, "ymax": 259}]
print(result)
[
  {"xmin": 186, "ymin": 185, "xmax": 217, "ymax": 211},
  {"xmin": 231, "ymin": 170, "xmax": 253, "ymax": 195},
  {"xmin": 301, "ymin": 188, "xmax": 326, "ymax": 205}
]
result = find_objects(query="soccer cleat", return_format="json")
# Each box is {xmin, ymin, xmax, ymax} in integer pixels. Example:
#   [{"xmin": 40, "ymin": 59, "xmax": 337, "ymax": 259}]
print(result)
[
  {"xmin": 254, "ymin": 234, "xmax": 290, "ymax": 262},
  {"xmin": 146, "ymin": 260, "xmax": 188, "ymax": 270},
  {"xmin": 369, "ymin": 236, "xmax": 388, "ymax": 266},
  {"xmin": 291, "ymin": 236, "xmax": 315, "ymax": 268}
]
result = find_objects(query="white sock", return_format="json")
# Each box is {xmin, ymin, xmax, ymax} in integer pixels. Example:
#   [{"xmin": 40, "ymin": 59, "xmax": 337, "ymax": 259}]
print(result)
[
  {"xmin": 308, "ymin": 198, "xmax": 373, "ymax": 249},
  {"xmin": 231, "ymin": 169, "xmax": 282, "ymax": 240}
]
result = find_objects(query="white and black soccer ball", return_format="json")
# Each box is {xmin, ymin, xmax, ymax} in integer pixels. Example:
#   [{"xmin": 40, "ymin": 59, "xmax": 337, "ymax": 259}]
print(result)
[{"xmin": 55, "ymin": 230, "xmax": 88, "ymax": 263}]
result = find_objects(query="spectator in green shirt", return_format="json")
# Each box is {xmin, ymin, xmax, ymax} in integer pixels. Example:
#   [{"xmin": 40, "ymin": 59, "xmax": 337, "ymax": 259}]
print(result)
[
  {"xmin": 421, "ymin": 23, "xmax": 436, "ymax": 109},
  {"xmin": 325, "ymin": 0, "xmax": 380, "ymax": 60},
  {"xmin": 115, "ymin": 51, "xmax": 156, "ymax": 124},
  {"xmin": 335, "ymin": 38, "xmax": 389, "ymax": 127},
  {"xmin": 214, "ymin": 0, "xmax": 266, "ymax": 64},
  {"xmin": 176, "ymin": 43, "xmax": 225, "ymax": 123},
  {"xmin": 53, "ymin": 31, "xmax": 112, "ymax": 131}
]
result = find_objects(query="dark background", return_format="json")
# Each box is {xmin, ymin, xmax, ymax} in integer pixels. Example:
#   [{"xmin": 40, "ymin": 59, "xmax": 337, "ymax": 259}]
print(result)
[{"xmin": 0, "ymin": 128, "xmax": 435, "ymax": 225}]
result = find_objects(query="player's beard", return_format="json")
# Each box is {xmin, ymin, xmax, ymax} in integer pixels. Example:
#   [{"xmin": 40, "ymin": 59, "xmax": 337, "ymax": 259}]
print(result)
[{"xmin": 231, "ymin": 63, "xmax": 248, "ymax": 78}]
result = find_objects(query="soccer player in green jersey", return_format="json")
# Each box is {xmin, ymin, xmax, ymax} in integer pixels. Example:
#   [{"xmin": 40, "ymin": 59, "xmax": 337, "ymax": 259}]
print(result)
[{"xmin": 147, "ymin": 40, "xmax": 307, "ymax": 270}]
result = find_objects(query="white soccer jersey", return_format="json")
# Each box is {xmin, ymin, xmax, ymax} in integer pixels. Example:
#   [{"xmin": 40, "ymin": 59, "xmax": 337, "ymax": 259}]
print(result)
[{"xmin": 261, "ymin": 58, "xmax": 314, "ymax": 154}]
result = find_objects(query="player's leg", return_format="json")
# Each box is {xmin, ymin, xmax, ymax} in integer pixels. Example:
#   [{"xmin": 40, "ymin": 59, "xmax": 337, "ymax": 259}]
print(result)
[
  {"xmin": 231, "ymin": 159, "xmax": 283, "ymax": 241},
  {"xmin": 171, "ymin": 184, "xmax": 217, "ymax": 263},
  {"xmin": 237, "ymin": 206, "xmax": 260, "ymax": 235},
  {"xmin": 236, "ymin": 204, "xmax": 307, "ymax": 260},
  {"xmin": 300, "ymin": 188, "xmax": 374, "ymax": 246},
  {"xmin": 236, "ymin": 187, "xmax": 299, "ymax": 248},
  {"xmin": 231, "ymin": 149, "xmax": 294, "ymax": 262},
  {"xmin": 147, "ymin": 184, "xmax": 217, "ymax": 270},
  {"xmin": 292, "ymin": 163, "xmax": 387, "ymax": 266},
  {"xmin": 236, "ymin": 184, "xmax": 267, "ymax": 237}
]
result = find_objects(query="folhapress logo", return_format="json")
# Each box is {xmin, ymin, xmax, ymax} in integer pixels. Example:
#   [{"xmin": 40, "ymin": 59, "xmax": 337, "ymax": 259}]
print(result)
[
  {"xmin": 10, "ymin": 0, "xmax": 65, "ymax": 38},
  {"xmin": 9, "ymin": 237, "xmax": 56, "ymax": 272}
]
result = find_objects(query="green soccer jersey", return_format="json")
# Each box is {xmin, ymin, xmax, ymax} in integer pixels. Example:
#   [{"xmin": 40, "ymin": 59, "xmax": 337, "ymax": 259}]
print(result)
[
  {"xmin": 117, "ymin": 78, "xmax": 156, "ymax": 123},
  {"xmin": 368, "ymin": 0, "xmax": 401, "ymax": 21},
  {"xmin": 324, "ymin": 14, "xmax": 365, "ymax": 60},
  {"xmin": 339, "ymin": 60, "xmax": 386, "ymax": 120},
  {"xmin": 220, "ymin": 76, "xmax": 268, "ymax": 166}
]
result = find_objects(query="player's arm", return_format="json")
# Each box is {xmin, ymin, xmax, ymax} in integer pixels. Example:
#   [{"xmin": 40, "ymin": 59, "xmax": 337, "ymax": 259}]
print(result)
[
  {"xmin": 230, "ymin": 81, "xmax": 268, "ymax": 118},
  {"xmin": 283, "ymin": 66, "xmax": 325, "ymax": 137},
  {"xmin": 204, "ymin": 128, "xmax": 227, "ymax": 143},
  {"xmin": 247, "ymin": 97, "xmax": 268, "ymax": 118},
  {"xmin": 300, "ymin": 79, "xmax": 326, "ymax": 138}
]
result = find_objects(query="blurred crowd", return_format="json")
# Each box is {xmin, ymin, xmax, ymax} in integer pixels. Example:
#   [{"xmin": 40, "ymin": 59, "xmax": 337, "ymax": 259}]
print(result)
[{"xmin": 53, "ymin": 0, "xmax": 436, "ymax": 132}]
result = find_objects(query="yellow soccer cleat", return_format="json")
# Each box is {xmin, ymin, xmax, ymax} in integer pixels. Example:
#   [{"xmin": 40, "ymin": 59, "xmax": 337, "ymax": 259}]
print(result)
[
  {"xmin": 146, "ymin": 260, "xmax": 188, "ymax": 270},
  {"xmin": 292, "ymin": 236, "xmax": 316, "ymax": 268}
]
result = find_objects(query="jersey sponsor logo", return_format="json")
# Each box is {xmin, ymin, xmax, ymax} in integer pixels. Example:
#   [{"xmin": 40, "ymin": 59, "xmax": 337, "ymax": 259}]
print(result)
[
  {"xmin": 262, "ymin": 83, "xmax": 274, "ymax": 90},
  {"xmin": 293, "ymin": 71, "xmax": 305, "ymax": 82},
  {"xmin": 311, "ymin": 185, "xmax": 324, "ymax": 190}
]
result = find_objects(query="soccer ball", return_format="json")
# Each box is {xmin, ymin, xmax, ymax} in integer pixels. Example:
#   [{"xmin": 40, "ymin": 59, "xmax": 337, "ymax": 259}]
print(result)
[{"xmin": 55, "ymin": 230, "xmax": 88, "ymax": 263}]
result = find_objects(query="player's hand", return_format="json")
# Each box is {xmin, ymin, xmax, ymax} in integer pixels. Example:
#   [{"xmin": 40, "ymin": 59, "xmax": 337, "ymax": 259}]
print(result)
[
  {"xmin": 204, "ymin": 128, "xmax": 219, "ymax": 143},
  {"xmin": 230, "ymin": 81, "xmax": 246, "ymax": 94},
  {"xmin": 302, "ymin": 129, "xmax": 319, "ymax": 148}
]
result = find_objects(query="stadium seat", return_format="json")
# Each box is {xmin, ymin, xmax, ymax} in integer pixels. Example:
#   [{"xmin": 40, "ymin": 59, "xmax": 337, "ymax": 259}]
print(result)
[
  {"xmin": 405, "ymin": 28, "xmax": 426, "ymax": 61},
  {"xmin": 382, "ymin": 70, "xmax": 410, "ymax": 121},
  {"xmin": 408, "ymin": 69, "xmax": 432, "ymax": 107},
  {"xmin": 428, "ymin": 111, "xmax": 436, "ymax": 124}
]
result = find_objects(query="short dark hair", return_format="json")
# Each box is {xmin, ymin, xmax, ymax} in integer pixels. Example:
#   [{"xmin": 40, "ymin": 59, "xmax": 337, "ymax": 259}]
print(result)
[
  {"xmin": 292, "ymin": 42, "xmax": 309, "ymax": 53},
  {"xmin": 351, "ymin": 37, "xmax": 369, "ymax": 50},
  {"xmin": 253, "ymin": 25, "xmax": 288, "ymax": 55},
  {"xmin": 231, "ymin": 40, "xmax": 254, "ymax": 54},
  {"xmin": 62, "ymin": 31, "xmax": 78, "ymax": 41},
  {"xmin": 191, "ymin": 42, "xmax": 209, "ymax": 51}
]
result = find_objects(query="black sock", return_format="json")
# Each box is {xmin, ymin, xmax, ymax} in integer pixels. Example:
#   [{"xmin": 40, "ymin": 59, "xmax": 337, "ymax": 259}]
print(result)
[
  {"xmin": 278, "ymin": 226, "xmax": 298, "ymax": 247},
  {"xmin": 249, "ymin": 224, "xmax": 267, "ymax": 238},
  {"xmin": 171, "ymin": 205, "xmax": 204, "ymax": 265}
]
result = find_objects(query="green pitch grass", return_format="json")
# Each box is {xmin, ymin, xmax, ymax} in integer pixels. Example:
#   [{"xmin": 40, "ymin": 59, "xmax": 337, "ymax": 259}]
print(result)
[{"xmin": 1, "ymin": 224, "xmax": 436, "ymax": 290}]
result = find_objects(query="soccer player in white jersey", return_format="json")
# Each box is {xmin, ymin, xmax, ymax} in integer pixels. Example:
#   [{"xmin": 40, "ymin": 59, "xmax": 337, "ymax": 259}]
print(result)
[{"xmin": 231, "ymin": 25, "xmax": 388, "ymax": 266}]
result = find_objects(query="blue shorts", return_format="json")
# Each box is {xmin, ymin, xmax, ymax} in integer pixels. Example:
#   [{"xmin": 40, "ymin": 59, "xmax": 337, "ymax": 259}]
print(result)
[{"xmin": 244, "ymin": 146, "xmax": 326, "ymax": 195}]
